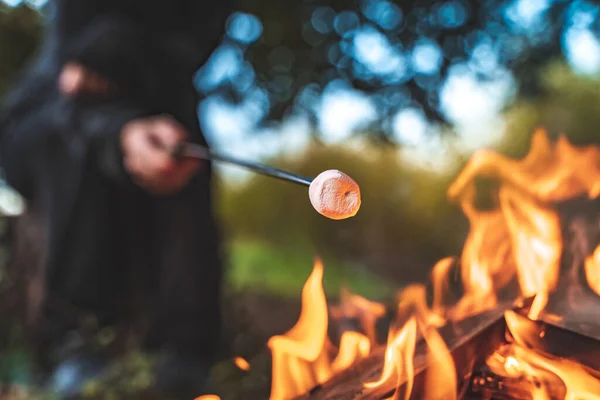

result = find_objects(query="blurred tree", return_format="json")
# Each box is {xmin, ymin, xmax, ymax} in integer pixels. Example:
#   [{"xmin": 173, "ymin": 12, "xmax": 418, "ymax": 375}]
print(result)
[
  {"xmin": 1, "ymin": 0, "xmax": 600, "ymax": 287},
  {"xmin": 218, "ymin": 142, "xmax": 469, "ymax": 284},
  {"xmin": 217, "ymin": 59, "xmax": 600, "ymax": 286},
  {"xmin": 500, "ymin": 60, "xmax": 600, "ymax": 153},
  {"xmin": 206, "ymin": 0, "xmax": 600, "ymax": 141},
  {"xmin": 2, "ymin": 0, "xmax": 600, "ymax": 145}
]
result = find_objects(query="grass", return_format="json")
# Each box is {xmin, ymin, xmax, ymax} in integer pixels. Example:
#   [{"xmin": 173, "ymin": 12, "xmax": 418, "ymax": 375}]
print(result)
[
  {"xmin": 0, "ymin": 238, "xmax": 393, "ymax": 399},
  {"xmin": 225, "ymin": 239, "xmax": 393, "ymax": 300}
]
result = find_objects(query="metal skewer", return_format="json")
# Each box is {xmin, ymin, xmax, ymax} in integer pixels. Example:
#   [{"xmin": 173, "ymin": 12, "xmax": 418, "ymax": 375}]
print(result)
[{"xmin": 172, "ymin": 142, "xmax": 313, "ymax": 187}]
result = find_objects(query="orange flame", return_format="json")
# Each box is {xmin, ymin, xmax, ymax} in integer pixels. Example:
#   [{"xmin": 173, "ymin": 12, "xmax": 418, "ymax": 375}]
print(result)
[
  {"xmin": 266, "ymin": 129, "xmax": 600, "ymax": 399},
  {"xmin": 585, "ymin": 245, "xmax": 600, "ymax": 297},
  {"xmin": 268, "ymin": 259, "xmax": 330, "ymax": 400},
  {"xmin": 268, "ymin": 259, "xmax": 372, "ymax": 400},
  {"xmin": 431, "ymin": 257, "xmax": 455, "ymax": 320},
  {"xmin": 331, "ymin": 331, "xmax": 371, "ymax": 373},
  {"xmin": 486, "ymin": 310, "xmax": 600, "ymax": 400},
  {"xmin": 364, "ymin": 316, "xmax": 417, "ymax": 400},
  {"xmin": 364, "ymin": 284, "xmax": 456, "ymax": 399},
  {"xmin": 234, "ymin": 357, "xmax": 251, "ymax": 371},
  {"xmin": 451, "ymin": 193, "xmax": 510, "ymax": 319},
  {"xmin": 422, "ymin": 321, "xmax": 457, "ymax": 400},
  {"xmin": 330, "ymin": 287, "xmax": 386, "ymax": 344},
  {"xmin": 448, "ymin": 128, "xmax": 600, "ymax": 204},
  {"xmin": 492, "ymin": 343, "xmax": 600, "ymax": 400},
  {"xmin": 447, "ymin": 128, "xmax": 600, "ymax": 320}
]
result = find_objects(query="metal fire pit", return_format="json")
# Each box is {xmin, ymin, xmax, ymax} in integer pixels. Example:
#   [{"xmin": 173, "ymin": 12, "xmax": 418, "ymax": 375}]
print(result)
[
  {"xmin": 297, "ymin": 305, "xmax": 511, "ymax": 400},
  {"xmin": 298, "ymin": 297, "xmax": 600, "ymax": 400}
]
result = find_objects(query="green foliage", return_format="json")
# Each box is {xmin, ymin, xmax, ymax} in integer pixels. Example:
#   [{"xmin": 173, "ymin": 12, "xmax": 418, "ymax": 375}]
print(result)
[
  {"xmin": 217, "ymin": 60, "xmax": 600, "ymax": 289},
  {"xmin": 77, "ymin": 352, "xmax": 157, "ymax": 399},
  {"xmin": 501, "ymin": 60, "xmax": 600, "ymax": 156},
  {"xmin": 0, "ymin": 5, "xmax": 598, "ymax": 398},
  {"xmin": 0, "ymin": 4, "xmax": 42, "ymax": 99},
  {"xmin": 218, "ymin": 142, "xmax": 469, "ymax": 285},
  {"xmin": 225, "ymin": 239, "xmax": 392, "ymax": 299},
  {"xmin": 0, "ymin": 347, "xmax": 33, "ymax": 387},
  {"xmin": 205, "ymin": 352, "xmax": 272, "ymax": 400}
]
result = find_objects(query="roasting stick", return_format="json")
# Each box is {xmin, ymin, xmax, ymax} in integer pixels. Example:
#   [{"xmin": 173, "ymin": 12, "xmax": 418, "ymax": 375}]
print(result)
[
  {"xmin": 172, "ymin": 142, "xmax": 362, "ymax": 220},
  {"xmin": 172, "ymin": 142, "xmax": 312, "ymax": 186}
]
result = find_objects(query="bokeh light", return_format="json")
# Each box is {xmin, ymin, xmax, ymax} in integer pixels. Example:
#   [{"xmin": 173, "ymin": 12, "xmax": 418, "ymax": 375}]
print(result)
[
  {"xmin": 317, "ymin": 81, "xmax": 378, "ymax": 143},
  {"xmin": 3, "ymin": 0, "xmax": 600, "ymax": 173},
  {"xmin": 226, "ymin": 12, "xmax": 263, "ymax": 44}
]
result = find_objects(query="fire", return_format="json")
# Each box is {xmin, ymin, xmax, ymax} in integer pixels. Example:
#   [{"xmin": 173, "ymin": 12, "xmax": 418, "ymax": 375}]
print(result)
[
  {"xmin": 364, "ymin": 316, "xmax": 417, "ymax": 400},
  {"xmin": 364, "ymin": 284, "xmax": 456, "ymax": 399},
  {"xmin": 446, "ymin": 128, "xmax": 600, "ymax": 320},
  {"xmin": 265, "ymin": 129, "xmax": 600, "ymax": 399},
  {"xmin": 330, "ymin": 331, "xmax": 371, "ymax": 373},
  {"xmin": 268, "ymin": 259, "xmax": 374, "ymax": 400},
  {"xmin": 430, "ymin": 257, "xmax": 455, "ymax": 320},
  {"xmin": 484, "ymin": 310, "xmax": 600, "ymax": 400},
  {"xmin": 448, "ymin": 129, "xmax": 572, "ymax": 320},
  {"xmin": 234, "ymin": 357, "xmax": 251, "ymax": 371},
  {"xmin": 447, "ymin": 128, "xmax": 600, "ymax": 203},
  {"xmin": 585, "ymin": 245, "xmax": 600, "ymax": 297},
  {"xmin": 329, "ymin": 286, "xmax": 386, "ymax": 344},
  {"xmin": 267, "ymin": 259, "xmax": 330, "ymax": 400},
  {"xmin": 500, "ymin": 343, "xmax": 600, "ymax": 400}
]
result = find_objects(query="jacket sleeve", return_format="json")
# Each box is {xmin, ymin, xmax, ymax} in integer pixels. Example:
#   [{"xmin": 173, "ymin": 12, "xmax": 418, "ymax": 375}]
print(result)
[
  {"xmin": 0, "ymin": 56, "xmax": 59, "ymax": 199},
  {"xmin": 70, "ymin": 98, "xmax": 149, "ymax": 185},
  {"xmin": 0, "ymin": 68, "xmax": 148, "ymax": 198}
]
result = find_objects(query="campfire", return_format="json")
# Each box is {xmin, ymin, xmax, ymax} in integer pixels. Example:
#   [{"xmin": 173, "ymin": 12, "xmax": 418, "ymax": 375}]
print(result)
[{"xmin": 199, "ymin": 129, "xmax": 600, "ymax": 400}]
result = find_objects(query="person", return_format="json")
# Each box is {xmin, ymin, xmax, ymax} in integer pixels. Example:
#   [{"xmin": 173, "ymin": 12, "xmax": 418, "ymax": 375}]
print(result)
[
  {"xmin": 0, "ymin": 1, "xmax": 231, "ymax": 398},
  {"xmin": 59, "ymin": 63, "xmax": 203, "ymax": 194}
]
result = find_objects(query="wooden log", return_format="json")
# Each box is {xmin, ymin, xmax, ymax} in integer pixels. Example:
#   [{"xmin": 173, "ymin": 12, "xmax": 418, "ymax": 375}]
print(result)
[
  {"xmin": 298, "ymin": 303, "xmax": 600, "ymax": 400},
  {"xmin": 508, "ymin": 308, "xmax": 600, "ymax": 372},
  {"xmin": 538, "ymin": 197, "xmax": 600, "ymax": 342},
  {"xmin": 295, "ymin": 306, "xmax": 510, "ymax": 400},
  {"xmin": 468, "ymin": 366, "xmax": 566, "ymax": 400}
]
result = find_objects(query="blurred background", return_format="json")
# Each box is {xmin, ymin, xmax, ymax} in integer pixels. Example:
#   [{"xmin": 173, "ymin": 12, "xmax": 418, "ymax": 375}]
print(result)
[
  {"xmin": 1, "ymin": 0, "xmax": 600, "ymax": 396},
  {"xmin": 3, "ymin": 0, "xmax": 600, "ymax": 297}
]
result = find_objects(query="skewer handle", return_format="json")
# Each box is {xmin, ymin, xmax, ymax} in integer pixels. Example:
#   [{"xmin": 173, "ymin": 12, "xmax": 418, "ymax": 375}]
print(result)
[{"xmin": 171, "ymin": 142, "xmax": 313, "ymax": 187}]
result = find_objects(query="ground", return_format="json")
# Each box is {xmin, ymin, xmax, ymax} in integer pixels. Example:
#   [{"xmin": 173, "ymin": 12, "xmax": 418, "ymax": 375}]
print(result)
[
  {"xmin": 0, "ymin": 291, "xmax": 300, "ymax": 400},
  {"xmin": 0, "ymin": 237, "xmax": 393, "ymax": 399}
]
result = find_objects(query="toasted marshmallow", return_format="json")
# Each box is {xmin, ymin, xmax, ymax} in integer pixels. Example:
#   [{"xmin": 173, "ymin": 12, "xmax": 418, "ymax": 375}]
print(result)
[{"xmin": 308, "ymin": 170, "xmax": 361, "ymax": 220}]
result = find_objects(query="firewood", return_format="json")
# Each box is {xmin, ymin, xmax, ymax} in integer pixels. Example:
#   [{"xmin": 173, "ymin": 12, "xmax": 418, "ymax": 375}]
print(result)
[{"xmin": 295, "ymin": 307, "xmax": 509, "ymax": 400}]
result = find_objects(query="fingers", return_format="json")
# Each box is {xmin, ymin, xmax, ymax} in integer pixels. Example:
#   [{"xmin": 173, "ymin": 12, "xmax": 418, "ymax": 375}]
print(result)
[
  {"xmin": 136, "ymin": 158, "xmax": 202, "ymax": 195},
  {"xmin": 58, "ymin": 63, "xmax": 86, "ymax": 96},
  {"xmin": 168, "ymin": 158, "xmax": 202, "ymax": 188},
  {"xmin": 143, "ymin": 116, "xmax": 189, "ymax": 172},
  {"xmin": 147, "ymin": 116, "xmax": 189, "ymax": 148},
  {"xmin": 146, "ymin": 159, "xmax": 201, "ymax": 195},
  {"xmin": 121, "ymin": 116, "xmax": 202, "ymax": 196}
]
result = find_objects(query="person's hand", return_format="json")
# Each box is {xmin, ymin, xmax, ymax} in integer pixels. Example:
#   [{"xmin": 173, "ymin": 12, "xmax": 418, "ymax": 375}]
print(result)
[
  {"xmin": 120, "ymin": 115, "xmax": 202, "ymax": 195},
  {"xmin": 58, "ymin": 62, "xmax": 115, "ymax": 97}
]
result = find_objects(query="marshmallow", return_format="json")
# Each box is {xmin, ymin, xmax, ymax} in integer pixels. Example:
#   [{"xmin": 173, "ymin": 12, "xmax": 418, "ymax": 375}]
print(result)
[{"xmin": 308, "ymin": 170, "xmax": 361, "ymax": 220}]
